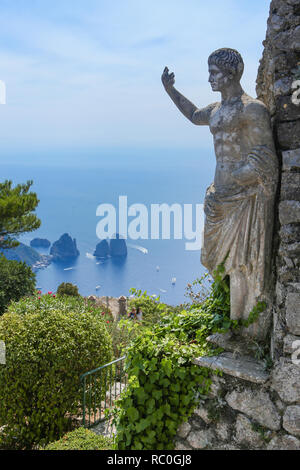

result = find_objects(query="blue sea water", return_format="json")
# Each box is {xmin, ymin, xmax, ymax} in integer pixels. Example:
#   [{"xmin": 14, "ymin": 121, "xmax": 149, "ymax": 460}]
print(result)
[{"xmin": 2, "ymin": 148, "xmax": 214, "ymax": 305}]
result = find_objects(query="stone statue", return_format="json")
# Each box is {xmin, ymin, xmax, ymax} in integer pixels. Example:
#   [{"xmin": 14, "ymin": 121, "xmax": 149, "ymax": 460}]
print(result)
[{"xmin": 162, "ymin": 48, "xmax": 278, "ymax": 339}]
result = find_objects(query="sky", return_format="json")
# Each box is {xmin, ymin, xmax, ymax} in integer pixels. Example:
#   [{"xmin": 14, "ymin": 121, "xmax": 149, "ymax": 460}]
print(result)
[{"xmin": 0, "ymin": 0, "xmax": 271, "ymax": 160}]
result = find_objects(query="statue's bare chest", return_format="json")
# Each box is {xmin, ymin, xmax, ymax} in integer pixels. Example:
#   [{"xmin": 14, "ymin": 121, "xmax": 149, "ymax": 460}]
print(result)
[{"xmin": 209, "ymin": 103, "xmax": 244, "ymax": 136}]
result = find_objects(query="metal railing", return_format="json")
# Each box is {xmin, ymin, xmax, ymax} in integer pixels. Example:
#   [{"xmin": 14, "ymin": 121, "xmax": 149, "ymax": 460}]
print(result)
[{"xmin": 80, "ymin": 356, "xmax": 127, "ymax": 428}]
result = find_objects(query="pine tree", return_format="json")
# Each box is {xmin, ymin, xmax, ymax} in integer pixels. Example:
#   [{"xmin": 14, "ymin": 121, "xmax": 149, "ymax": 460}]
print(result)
[{"xmin": 0, "ymin": 180, "xmax": 41, "ymax": 249}]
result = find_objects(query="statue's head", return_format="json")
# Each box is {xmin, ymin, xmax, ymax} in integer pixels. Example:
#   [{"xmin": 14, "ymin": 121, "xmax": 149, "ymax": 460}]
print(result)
[{"xmin": 208, "ymin": 48, "xmax": 244, "ymax": 92}]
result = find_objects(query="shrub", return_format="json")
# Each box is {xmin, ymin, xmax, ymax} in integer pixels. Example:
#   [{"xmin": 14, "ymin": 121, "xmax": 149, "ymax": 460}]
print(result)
[
  {"xmin": 44, "ymin": 428, "xmax": 113, "ymax": 451},
  {"xmin": 0, "ymin": 294, "xmax": 113, "ymax": 449},
  {"xmin": 57, "ymin": 282, "xmax": 80, "ymax": 297},
  {"xmin": 128, "ymin": 289, "xmax": 174, "ymax": 327},
  {"xmin": 0, "ymin": 255, "xmax": 36, "ymax": 315}
]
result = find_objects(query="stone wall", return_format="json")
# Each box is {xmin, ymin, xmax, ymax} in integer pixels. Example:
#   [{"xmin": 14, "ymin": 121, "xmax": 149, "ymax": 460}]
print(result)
[{"xmin": 175, "ymin": 0, "xmax": 300, "ymax": 451}]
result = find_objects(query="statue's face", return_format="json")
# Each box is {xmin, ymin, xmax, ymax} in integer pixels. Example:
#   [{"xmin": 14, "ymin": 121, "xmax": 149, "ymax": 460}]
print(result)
[{"xmin": 209, "ymin": 64, "xmax": 231, "ymax": 92}]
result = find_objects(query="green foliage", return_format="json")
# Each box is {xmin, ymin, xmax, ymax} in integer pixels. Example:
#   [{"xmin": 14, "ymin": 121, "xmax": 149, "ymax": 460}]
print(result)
[
  {"xmin": 0, "ymin": 180, "xmax": 41, "ymax": 249},
  {"xmin": 113, "ymin": 330, "xmax": 212, "ymax": 450},
  {"xmin": 0, "ymin": 293, "xmax": 113, "ymax": 449},
  {"xmin": 113, "ymin": 269, "xmax": 233, "ymax": 450},
  {"xmin": 44, "ymin": 428, "xmax": 113, "ymax": 451},
  {"xmin": 57, "ymin": 282, "xmax": 80, "ymax": 298},
  {"xmin": 0, "ymin": 255, "xmax": 36, "ymax": 315},
  {"xmin": 128, "ymin": 288, "xmax": 179, "ymax": 327}
]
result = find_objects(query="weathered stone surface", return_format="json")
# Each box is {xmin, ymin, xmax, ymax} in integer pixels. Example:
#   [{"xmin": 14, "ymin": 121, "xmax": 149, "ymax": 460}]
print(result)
[
  {"xmin": 271, "ymin": 359, "xmax": 300, "ymax": 403},
  {"xmin": 283, "ymin": 406, "xmax": 300, "ymax": 436},
  {"xmin": 177, "ymin": 421, "xmax": 191, "ymax": 439},
  {"xmin": 279, "ymin": 201, "xmax": 300, "ymax": 225},
  {"xmin": 194, "ymin": 353, "xmax": 269, "ymax": 384},
  {"xmin": 267, "ymin": 434, "xmax": 300, "ymax": 450},
  {"xmin": 282, "ymin": 148, "xmax": 300, "ymax": 171},
  {"xmin": 215, "ymin": 421, "xmax": 230, "ymax": 442},
  {"xmin": 280, "ymin": 224, "xmax": 300, "ymax": 244},
  {"xmin": 286, "ymin": 293, "xmax": 300, "ymax": 334},
  {"xmin": 186, "ymin": 429, "xmax": 214, "ymax": 450},
  {"xmin": 207, "ymin": 332, "xmax": 258, "ymax": 356},
  {"xmin": 234, "ymin": 414, "xmax": 265, "ymax": 449},
  {"xmin": 281, "ymin": 173, "xmax": 300, "ymax": 201},
  {"xmin": 226, "ymin": 390, "xmax": 281, "ymax": 431},
  {"xmin": 207, "ymin": 374, "xmax": 226, "ymax": 398},
  {"xmin": 277, "ymin": 121, "xmax": 300, "ymax": 150},
  {"xmin": 194, "ymin": 406, "xmax": 212, "ymax": 425},
  {"xmin": 284, "ymin": 334, "xmax": 300, "ymax": 354},
  {"xmin": 174, "ymin": 441, "xmax": 192, "ymax": 451}
]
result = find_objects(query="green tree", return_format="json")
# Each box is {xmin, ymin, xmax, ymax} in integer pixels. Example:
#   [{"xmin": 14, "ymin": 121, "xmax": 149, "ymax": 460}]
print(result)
[
  {"xmin": 0, "ymin": 180, "xmax": 41, "ymax": 249},
  {"xmin": 0, "ymin": 255, "xmax": 36, "ymax": 314}
]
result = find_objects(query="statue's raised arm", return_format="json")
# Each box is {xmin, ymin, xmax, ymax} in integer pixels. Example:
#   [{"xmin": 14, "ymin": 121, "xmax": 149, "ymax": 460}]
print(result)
[{"xmin": 161, "ymin": 66, "xmax": 218, "ymax": 126}]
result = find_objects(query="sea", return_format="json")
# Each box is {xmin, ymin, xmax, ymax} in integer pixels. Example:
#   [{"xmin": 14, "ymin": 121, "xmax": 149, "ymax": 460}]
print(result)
[{"xmin": 2, "ymin": 147, "xmax": 215, "ymax": 306}]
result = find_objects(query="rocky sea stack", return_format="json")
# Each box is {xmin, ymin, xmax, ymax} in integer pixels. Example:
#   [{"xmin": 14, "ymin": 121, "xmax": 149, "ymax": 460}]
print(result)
[
  {"xmin": 94, "ymin": 239, "xmax": 110, "ymax": 258},
  {"xmin": 50, "ymin": 233, "xmax": 80, "ymax": 261},
  {"xmin": 110, "ymin": 234, "xmax": 127, "ymax": 257},
  {"xmin": 94, "ymin": 235, "xmax": 127, "ymax": 259}
]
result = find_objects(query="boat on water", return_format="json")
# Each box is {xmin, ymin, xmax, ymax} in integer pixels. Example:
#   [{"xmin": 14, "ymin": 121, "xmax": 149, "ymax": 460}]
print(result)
[
  {"xmin": 171, "ymin": 277, "xmax": 176, "ymax": 285},
  {"xmin": 64, "ymin": 267, "xmax": 74, "ymax": 271},
  {"xmin": 156, "ymin": 266, "xmax": 160, "ymax": 272},
  {"xmin": 95, "ymin": 285, "xmax": 101, "ymax": 291}
]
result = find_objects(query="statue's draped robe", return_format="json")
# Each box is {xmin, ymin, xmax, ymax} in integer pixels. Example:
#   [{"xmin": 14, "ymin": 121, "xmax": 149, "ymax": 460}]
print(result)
[{"xmin": 201, "ymin": 145, "xmax": 278, "ymax": 297}]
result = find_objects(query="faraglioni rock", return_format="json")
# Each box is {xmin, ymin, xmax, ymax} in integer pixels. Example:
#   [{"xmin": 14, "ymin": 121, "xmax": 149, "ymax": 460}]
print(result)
[
  {"xmin": 50, "ymin": 233, "xmax": 80, "ymax": 261},
  {"xmin": 110, "ymin": 234, "xmax": 127, "ymax": 257},
  {"xmin": 94, "ymin": 240, "xmax": 110, "ymax": 258},
  {"xmin": 30, "ymin": 238, "xmax": 51, "ymax": 249}
]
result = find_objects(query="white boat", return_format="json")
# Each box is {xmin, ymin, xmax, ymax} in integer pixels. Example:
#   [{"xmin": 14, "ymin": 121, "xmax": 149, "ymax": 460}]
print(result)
[
  {"xmin": 95, "ymin": 285, "xmax": 101, "ymax": 291},
  {"xmin": 171, "ymin": 277, "xmax": 176, "ymax": 285},
  {"xmin": 64, "ymin": 267, "xmax": 74, "ymax": 271},
  {"xmin": 159, "ymin": 289, "xmax": 167, "ymax": 294},
  {"xmin": 156, "ymin": 266, "xmax": 160, "ymax": 272}
]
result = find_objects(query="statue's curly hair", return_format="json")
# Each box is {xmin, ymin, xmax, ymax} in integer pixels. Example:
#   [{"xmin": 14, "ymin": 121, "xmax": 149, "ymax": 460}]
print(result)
[{"xmin": 208, "ymin": 48, "xmax": 244, "ymax": 79}]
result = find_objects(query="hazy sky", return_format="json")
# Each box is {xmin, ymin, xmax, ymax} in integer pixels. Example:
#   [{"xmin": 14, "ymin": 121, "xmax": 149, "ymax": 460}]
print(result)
[{"xmin": 0, "ymin": 0, "xmax": 271, "ymax": 157}]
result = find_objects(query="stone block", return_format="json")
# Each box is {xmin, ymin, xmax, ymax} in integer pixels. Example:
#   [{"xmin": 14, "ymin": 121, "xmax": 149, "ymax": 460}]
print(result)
[
  {"xmin": 277, "ymin": 121, "xmax": 300, "ymax": 150},
  {"xmin": 271, "ymin": 358, "xmax": 300, "ymax": 403},
  {"xmin": 286, "ymin": 293, "xmax": 300, "ymax": 334},
  {"xmin": 282, "ymin": 148, "xmax": 300, "ymax": 171},
  {"xmin": 267, "ymin": 434, "xmax": 300, "ymax": 450},
  {"xmin": 194, "ymin": 406, "xmax": 212, "ymax": 425},
  {"xmin": 226, "ymin": 390, "xmax": 281, "ymax": 431},
  {"xmin": 279, "ymin": 201, "xmax": 300, "ymax": 225},
  {"xmin": 234, "ymin": 414, "xmax": 266, "ymax": 449},
  {"xmin": 281, "ymin": 173, "xmax": 300, "ymax": 201},
  {"xmin": 283, "ymin": 406, "xmax": 300, "ymax": 436},
  {"xmin": 284, "ymin": 334, "xmax": 300, "ymax": 354},
  {"xmin": 194, "ymin": 353, "xmax": 269, "ymax": 384},
  {"xmin": 177, "ymin": 421, "xmax": 191, "ymax": 439},
  {"xmin": 186, "ymin": 429, "xmax": 214, "ymax": 450}
]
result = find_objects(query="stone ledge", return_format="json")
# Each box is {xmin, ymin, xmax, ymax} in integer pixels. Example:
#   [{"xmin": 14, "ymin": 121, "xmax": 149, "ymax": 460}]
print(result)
[{"xmin": 193, "ymin": 353, "xmax": 270, "ymax": 384}]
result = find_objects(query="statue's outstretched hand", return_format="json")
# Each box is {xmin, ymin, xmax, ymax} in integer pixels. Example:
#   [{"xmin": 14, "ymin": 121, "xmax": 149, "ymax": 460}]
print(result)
[{"xmin": 162, "ymin": 67, "xmax": 175, "ymax": 90}]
